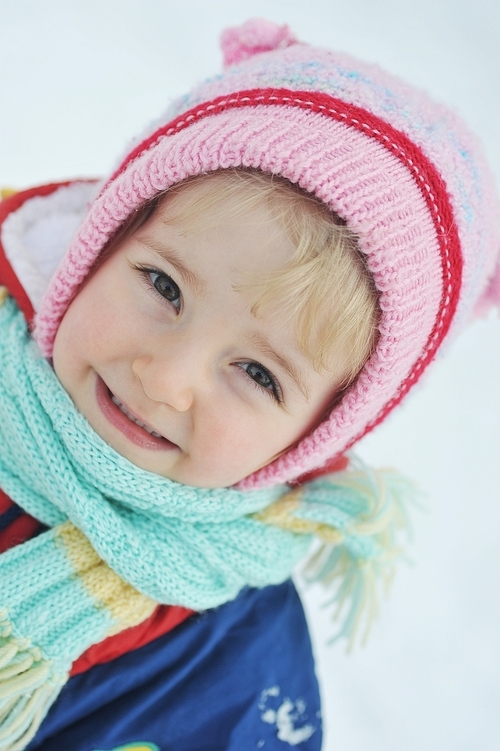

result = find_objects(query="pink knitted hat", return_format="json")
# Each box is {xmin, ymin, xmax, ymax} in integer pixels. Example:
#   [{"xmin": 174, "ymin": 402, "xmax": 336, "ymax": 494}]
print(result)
[{"xmin": 34, "ymin": 19, "xmax": 500, "ymax": 489}]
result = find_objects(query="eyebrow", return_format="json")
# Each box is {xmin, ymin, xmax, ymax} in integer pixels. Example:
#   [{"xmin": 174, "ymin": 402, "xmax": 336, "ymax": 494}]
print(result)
[
  {"xmin": 139, "ymin": 239, "xmax": 206, "ymax": 294},
  {"xmin": 247, "ymin": 333, "xmax": 312, "ymax": 401}
]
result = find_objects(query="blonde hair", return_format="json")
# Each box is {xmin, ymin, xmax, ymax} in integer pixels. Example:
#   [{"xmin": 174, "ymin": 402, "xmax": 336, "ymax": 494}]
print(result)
[
  {"xmin": 162, "ymin": 170, "xmax": 379, "ymax": 390},
  {"xmin": 93, "ymin": 169, "xmax": 379, "ymax": 393}
]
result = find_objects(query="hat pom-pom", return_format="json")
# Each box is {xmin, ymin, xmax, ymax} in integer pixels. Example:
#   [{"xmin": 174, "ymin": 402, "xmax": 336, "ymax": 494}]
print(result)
[{"xmin": 220, "ymin": 19, "xmax": 298, "ymax": 67}]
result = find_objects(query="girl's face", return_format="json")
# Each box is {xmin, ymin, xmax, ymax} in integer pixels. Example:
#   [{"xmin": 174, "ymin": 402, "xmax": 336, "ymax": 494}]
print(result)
[{"xmin": 53, "ymin": 185, "xmax": 344, "ymax": 488}]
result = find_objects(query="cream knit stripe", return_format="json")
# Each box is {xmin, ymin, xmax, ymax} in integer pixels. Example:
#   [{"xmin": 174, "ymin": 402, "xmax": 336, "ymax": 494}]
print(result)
[
  {"xmin": 56, "ymin": 523, "xmax": 157, "ymax": 637},
  {"xmin": 255, "ymin": 492, "xmax": 344, "ymax": 545},
  {"xmin": 1, "ymin": 525, "xmax": 114, "ymax": 663}
]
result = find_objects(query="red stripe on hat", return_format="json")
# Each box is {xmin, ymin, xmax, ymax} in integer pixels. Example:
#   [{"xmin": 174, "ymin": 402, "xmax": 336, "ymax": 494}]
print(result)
[{"xmin": 107, "ymin": 88, "xmax": 462, "ymax": 443}]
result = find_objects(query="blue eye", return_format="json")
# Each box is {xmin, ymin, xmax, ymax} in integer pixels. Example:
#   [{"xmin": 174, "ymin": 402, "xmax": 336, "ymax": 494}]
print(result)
[
  {"xmin": 239, "ymin": 361, "xmax": 282, "ymax": 403},
  {"xmin": 139, "ymin": 267, "xmax": 182, "ymax": 311},
  {"xmin": 151, "ymin": 272, "xmax": 180, "ymax": 304}
]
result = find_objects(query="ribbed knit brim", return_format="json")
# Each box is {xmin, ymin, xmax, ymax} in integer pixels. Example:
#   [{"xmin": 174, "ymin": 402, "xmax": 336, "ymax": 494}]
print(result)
[{"xmin": 34, "ymin": 19, "xmax": 500, "ymax": 488}]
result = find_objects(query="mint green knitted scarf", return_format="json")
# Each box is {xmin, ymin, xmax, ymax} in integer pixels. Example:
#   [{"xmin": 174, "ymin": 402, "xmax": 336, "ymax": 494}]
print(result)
[{"xmin": 0, "ymin": 291, "xmax": 409, "ymax": 750}]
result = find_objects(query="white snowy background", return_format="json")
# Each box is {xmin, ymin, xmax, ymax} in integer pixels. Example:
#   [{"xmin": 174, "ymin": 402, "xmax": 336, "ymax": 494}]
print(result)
[{"xmin": 1, "ymin": 1, "xmax": 499, "ymax": 749}]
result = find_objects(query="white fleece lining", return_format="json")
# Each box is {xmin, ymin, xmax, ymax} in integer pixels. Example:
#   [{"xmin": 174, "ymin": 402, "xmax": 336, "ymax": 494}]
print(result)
[{"xmin": 1, "ymin": 182, "xmax": 99, "ymax": 311}]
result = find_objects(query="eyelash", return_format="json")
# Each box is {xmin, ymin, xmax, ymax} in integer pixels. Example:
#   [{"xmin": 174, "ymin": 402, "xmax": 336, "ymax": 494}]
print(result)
[
  {"xmin": 136, "ymin": 265, "xmax": 182, "ymax": 311},
  {"xmin": 236, "ymin": 362, "xmax": 283, "ymax": 404},
  {"xmin": 135, "ymin": 265, "xmax": 283, "ymax": 404}
]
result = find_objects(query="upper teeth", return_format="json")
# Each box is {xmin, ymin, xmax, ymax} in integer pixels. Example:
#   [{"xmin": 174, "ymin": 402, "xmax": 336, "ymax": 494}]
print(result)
[{"xmin": 111, "ymin": 394, "xmax": 163, "ymax": 438}]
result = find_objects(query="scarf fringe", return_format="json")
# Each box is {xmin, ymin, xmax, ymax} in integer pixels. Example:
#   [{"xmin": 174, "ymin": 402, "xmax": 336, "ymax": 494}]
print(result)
[
  {"xmin": 302, "ymin": 458, "xmax": 414, "ymax": 648},
  {"xmin": 256, "ymin": 456, "xmax": 415, "ymax": 649},
  {"xmin": 0, "ymin": 610, "xmax": 66, "ymax": 751}
]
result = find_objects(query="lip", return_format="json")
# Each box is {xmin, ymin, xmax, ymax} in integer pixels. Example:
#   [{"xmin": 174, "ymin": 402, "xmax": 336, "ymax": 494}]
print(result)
[{"xmin": 95, "ymin": 376, "xmax": 178, "ymax": 451}]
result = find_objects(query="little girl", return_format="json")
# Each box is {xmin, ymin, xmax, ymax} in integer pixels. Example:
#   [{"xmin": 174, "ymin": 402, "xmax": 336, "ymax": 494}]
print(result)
[{"xmin": 1, "ymin": 18, "xmax": 499, "ymax": 751}]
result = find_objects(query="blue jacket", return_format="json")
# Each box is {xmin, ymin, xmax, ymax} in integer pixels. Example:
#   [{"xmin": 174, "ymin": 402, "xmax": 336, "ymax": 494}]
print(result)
[{"xmin": 24, "ymin": 579, "xmax": 322, "ymax": 751}]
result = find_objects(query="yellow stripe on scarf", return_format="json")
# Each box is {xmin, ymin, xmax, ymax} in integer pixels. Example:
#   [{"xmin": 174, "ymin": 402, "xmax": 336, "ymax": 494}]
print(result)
[
  {"xmin": 253, "ymin": 489, "xmax": 344, "ymax": 544},
  {"xmin": 56, "ymin": 522, "xmax": 157, "ymax": 636}
]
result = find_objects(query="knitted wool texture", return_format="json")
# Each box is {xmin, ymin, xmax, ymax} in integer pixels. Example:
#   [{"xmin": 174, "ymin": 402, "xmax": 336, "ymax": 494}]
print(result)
[
  {"xmin": 0, "ymin": 296, "xmax": 301, "ymax": 608},
  {"xmin": 33, "ymin": 19, "xmax": 500, "ymax": 488},
  {"xmin": 0, "ymin": 291, "xmax": 408, "ymax": 749},
  {"xmin": 0, "ymin": 291, "xmax": 409, "ymax": 618}
]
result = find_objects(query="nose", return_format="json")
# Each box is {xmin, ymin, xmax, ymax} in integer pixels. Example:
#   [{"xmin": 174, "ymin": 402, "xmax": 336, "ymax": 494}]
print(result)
[{"xmin": 132, "ymin": 342, "xmax": 206, "ymax": 412}]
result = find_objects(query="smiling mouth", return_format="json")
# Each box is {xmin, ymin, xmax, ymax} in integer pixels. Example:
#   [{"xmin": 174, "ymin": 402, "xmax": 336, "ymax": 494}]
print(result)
[
  {"xmin": 95, "ymin": 376, "xmax": 177, "ymax": 451},
  {"xmin": 110, "ymin": 393, "xmax": 164, "ymax": 438}
]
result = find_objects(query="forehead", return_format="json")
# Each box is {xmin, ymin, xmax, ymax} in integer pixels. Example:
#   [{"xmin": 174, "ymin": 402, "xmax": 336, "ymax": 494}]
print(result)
[{"xmin": 148, "ymin": 177, "xmax": 297, "ymax": 276}]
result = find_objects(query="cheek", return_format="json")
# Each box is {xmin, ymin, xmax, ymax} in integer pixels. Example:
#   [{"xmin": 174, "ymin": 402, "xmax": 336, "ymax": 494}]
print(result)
[
  {"xmin": 53, "ymin": 301, "xmax": 103, "ymax": 374},
  {"xmin": 206, "ymin": 397, "xmax": 334, "ymax": 481},
  {"xmin": 54, "ymin": 301, "xmax": 113, "ymax": 395},
  {"xmin": 55, "ymin": 278, "xmax": 136, "ymax": 365},
  {"xmin": 191, "ymin": 408, "xmax": 292, "ymax": 484}
]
